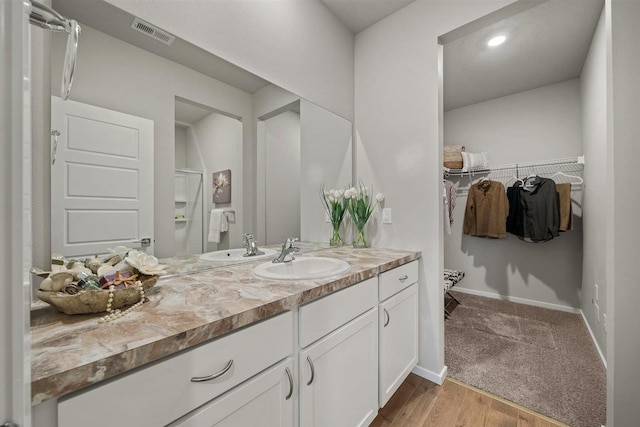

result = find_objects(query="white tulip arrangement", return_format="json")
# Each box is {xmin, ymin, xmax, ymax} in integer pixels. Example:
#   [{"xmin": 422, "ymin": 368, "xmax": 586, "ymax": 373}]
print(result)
[
  {"xmin": 321, "ymin": 184, "xmax": 348, "ymax": 246},
  {"xmin": 344, "ymin": 181, "xmax": 384, "ymax": 248}
]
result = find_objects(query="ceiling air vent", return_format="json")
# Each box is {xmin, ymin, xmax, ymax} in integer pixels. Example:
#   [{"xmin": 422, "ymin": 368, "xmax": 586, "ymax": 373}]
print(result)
[{"xmin": 131, "ymin": 17, "xmax": 175, "ymax": 46}]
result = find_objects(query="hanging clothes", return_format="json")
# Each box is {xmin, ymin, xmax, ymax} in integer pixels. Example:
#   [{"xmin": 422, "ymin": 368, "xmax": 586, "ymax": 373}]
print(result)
[
  {"xmin": 556, "ymin": 183, "xmax": 573, "ymax": 231},
  {"xmin": 506, "ymin": 184, "xmax": 525, "ymax": 237},
  {"xmin": 507, "ymin": 176, "xmax": 560, "ymax": 242},
  {"xmin": 443, "ymin": 180, "xmax": 458, "ymax": 235},
  {"xmin": 463, "ymin": 179, "xmax": 509, "ymax": 238}
]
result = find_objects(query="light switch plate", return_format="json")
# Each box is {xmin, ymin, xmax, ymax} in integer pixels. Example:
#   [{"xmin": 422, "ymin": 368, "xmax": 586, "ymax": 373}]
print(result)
[{"xmin": 382, "ymin": 208, "xmax": 392, "ymax": 224}]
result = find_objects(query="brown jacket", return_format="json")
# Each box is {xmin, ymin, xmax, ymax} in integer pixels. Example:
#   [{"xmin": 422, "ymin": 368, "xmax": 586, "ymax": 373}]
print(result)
[{"xmin": 463, "ymin": 180, "xmax": 509, "ymax": 238}]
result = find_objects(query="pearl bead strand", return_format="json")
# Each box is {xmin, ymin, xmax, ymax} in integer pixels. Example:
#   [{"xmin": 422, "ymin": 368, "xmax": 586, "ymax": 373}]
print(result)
[{"xmin": 99, "ymin": 281, "xmax": 146, "ymax": 324}]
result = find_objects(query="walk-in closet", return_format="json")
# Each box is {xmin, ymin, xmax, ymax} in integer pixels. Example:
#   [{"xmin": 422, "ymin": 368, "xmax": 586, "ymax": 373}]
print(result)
[{"xmin": 440, "ymin": 1, "xmax": 606, "ymax": 426}]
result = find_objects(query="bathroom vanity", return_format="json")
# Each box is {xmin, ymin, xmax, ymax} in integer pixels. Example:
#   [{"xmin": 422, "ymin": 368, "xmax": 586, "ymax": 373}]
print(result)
[{"xmin": 31, "ymin": 246, "xmax": 420, "ymax": 427}]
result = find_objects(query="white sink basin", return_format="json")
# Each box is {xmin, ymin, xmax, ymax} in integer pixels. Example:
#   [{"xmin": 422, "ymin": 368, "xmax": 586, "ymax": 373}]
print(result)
[
  {"xmin": 253, "ymin": 257, "xmax": 350, "ymax": 280},
  {"xmin": 199, "ymin": 248, "xmax": 278, "ymax": 262}
]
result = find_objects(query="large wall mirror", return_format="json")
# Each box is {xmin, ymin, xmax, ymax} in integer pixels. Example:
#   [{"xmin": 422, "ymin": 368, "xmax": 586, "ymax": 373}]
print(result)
[{"xmin": 40, "ymin": 0, "xmax": 352, "ymax": 276}]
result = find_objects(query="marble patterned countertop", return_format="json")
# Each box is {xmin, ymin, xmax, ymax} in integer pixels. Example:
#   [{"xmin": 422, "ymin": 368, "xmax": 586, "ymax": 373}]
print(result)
[{"xmin": 30, "ymin": 245, "xmax": 421, "ymax": 405}]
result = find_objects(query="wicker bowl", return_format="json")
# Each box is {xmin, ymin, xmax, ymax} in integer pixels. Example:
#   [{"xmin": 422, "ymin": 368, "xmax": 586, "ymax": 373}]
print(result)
[{"xmin": 36, "ymin": 275, "xmax": 158, "ymax": 315}]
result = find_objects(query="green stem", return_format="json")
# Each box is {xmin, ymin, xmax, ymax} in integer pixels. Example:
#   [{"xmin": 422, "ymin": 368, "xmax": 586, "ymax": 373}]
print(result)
[
  {"xmin": 353, "ymin": 223, "xmax": 368, "ymax": 248},
  {"xmin": 330, "ymin": 224, "xmax": 343, "ymax": 246}
]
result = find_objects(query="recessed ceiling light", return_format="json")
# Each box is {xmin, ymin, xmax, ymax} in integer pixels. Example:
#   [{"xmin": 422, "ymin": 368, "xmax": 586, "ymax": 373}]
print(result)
[{"xmin": 488, "ymin": 35, "xmax": 506, "ymax": 47}]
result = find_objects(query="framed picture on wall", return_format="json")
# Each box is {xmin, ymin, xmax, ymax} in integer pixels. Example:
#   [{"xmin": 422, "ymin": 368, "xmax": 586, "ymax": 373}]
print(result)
[{"xmin": 213, "ymin": 169, "xmax": 231, "ymax": 203}]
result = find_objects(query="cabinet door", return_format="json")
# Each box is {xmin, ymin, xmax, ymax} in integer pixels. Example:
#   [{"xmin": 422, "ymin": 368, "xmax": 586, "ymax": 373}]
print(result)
[
  {"xmin": 169, "ymin": 358, "xmax": 294, "ymax": 427},
  {"xmin": 300, "ymin": 308, "xmax": 378, "ymax": 427},
  {"xmin": 379, "ymin": 283, "xmax": 418, "ymax": 407}
]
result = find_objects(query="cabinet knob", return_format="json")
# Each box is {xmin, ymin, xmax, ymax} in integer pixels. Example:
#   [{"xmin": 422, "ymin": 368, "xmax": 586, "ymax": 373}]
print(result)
[
  {"xmin": 398, "ymin": 275, "xmax": 409, "ymax": 282},
  {"xmin": 190, "ymin": 359, "xmax": 234, "ymax": 382},
  {"xmin": 383, "ymin": 308, "xmax": 390, "ymax": 327}
]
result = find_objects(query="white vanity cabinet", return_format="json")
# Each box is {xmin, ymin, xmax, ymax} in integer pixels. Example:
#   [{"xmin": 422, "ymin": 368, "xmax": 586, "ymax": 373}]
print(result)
[
  {"xmin": 298, "ymin": 277, "xmax": 379, "ymax": 427},
  {"xmin": 57, "ymin": 311, "xmax": 293, "ymax": 427},
  {"xmin": 34, "ymin": 258, "xmax": 422, "ymax": 427},
  {"xmin": 378, "ymin": 261, "xmax": 419, "ymax": 407}
]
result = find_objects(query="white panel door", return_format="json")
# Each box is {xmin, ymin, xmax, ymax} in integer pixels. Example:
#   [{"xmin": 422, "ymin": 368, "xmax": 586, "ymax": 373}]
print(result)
[
  {"xmin": 300, "ymin": 308, "xmax": 378, "ymax": 427},
  {"xmin": 51, "ymin": 96, "xmax": 154, "ymax": 256}
]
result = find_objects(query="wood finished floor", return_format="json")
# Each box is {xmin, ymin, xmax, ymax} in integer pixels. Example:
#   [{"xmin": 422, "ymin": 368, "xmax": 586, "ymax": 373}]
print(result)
[{"xmin": 370, "ymin": 374, "xmax": 569, "ymax": 427}]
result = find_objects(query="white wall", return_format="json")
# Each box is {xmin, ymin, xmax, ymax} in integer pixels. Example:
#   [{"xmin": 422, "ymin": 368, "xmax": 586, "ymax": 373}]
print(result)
[
  {"xmin": 191, "ymin": 112, "xmax": 244, "ymax": 252},
  {"xmin": 2, "ymin": 2, "xmax": 30, "ymax": 424},
  {"xmin": 253, "ymin": 84, "xmax": 300, "ymax": 243},
  {"xmin": 254, "ymin": 86, "xmax": 353, "ymax": 245},
  {"xmin": 580, "ymin": 7, "xmax": 608, "ymax": 361},
  {"xmin": 300, "ymin": 100, "xmax": 353, "ymax": 243},
  {"xmin": 174, "ymin": 125, "xmax": 188, "ymax": 169},
  {"xmin": 609, "ymin": 0, "xmax": 640, "ymax": 424},
  {"xmin": 264, "ymin": 111, "xmax": 301, "ymax": 245},
  {"xmin": 444, "ymin": 80, "xmax": 583, "ymax": 310},
  {"xmin": 355, "ymin": 0, "xmax": 518, "ymax": 382},
  {"xmin": 49, "ymin": 25, "xmax": 253, "ymax": 258},
  {"xmin": 104, "ymin": 0, "xmax": 354, "ymax": 121},
  {"xmin": 444, "ymin": 79, "xmax": 583, "ymax": 163}
]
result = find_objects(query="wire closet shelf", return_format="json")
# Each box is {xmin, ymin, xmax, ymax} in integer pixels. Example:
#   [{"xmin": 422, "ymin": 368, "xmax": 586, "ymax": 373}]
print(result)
[
  {"xmin": 443, "ymin": 155, "xmax": 584, "ymax": 178},
  {"xmin": 443, "ymin": 155, "xmax": 585, "ymax": 190}
]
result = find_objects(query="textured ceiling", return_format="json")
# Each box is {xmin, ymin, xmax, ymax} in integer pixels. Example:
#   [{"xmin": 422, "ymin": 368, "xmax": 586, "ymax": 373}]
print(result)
[
  {"xmin": 53, "ymin": 0, "xmax": 604, "ymax": 113},
  {"xmin": 443, "ymin": 0, "xmax": 604, "ymax": 111}
]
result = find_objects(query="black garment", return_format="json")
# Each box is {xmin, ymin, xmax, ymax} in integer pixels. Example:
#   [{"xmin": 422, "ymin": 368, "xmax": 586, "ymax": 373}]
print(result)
[
  {"xmin": 507, "ymin": 177, "xmax": 560, "ymax": 242},
  {"xmin": 506, "ymin": 185, "xmax": 524, "ymax": 237}
]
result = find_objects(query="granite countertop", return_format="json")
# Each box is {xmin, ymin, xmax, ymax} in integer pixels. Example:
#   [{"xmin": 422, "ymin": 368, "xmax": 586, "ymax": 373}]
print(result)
[{"xmin": 31, "ymin": 246, "xmax": 421, "ymax": 405}]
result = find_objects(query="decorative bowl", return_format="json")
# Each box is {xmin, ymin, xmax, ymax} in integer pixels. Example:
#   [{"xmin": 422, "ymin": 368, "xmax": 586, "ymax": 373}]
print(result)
[{"xmin": 36, "ymin": 275, "xmax": 158, "ymax": 315}]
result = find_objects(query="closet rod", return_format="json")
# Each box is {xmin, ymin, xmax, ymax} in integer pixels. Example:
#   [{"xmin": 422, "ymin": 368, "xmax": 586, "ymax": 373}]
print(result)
[{"xmin": 443, "ymin": 155, "xmax": 584, "ymax": 177}]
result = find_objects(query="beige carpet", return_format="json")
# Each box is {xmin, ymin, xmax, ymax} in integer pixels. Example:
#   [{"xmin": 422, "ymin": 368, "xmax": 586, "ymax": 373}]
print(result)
[{"xmin": 445, "ymin": 291, "xmax": 606, "ymax": 427}]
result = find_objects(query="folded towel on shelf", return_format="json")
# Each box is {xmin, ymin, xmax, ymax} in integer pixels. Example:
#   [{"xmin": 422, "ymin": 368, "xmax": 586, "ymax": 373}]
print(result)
[{"xmin": 208, "ymin": 209, "xmax": 228, "ymax": 243}]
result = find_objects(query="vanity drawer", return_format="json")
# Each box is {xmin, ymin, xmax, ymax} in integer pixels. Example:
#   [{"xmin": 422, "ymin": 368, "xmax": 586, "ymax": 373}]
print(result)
[
  {"xmin": 299, "ymin": 277, "xmax": 377, "ymax": 348},
  {"xmin": 379, "ymin": 261, "xmax": 418, "ymax": 301},
  {"xmin": 58, "ymin": 311, "xmax": 293, "ymax": 427}
]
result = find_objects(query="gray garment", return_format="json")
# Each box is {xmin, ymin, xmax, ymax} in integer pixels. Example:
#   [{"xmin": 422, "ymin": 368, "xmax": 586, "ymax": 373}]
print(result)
[{"xmin": 518, "ymin": 177, "xmax": 560, "ymax": 242}]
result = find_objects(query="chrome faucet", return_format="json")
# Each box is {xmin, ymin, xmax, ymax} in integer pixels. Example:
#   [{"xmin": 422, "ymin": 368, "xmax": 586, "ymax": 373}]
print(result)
[
  {"xmin": 242, "ymin": 233, "xmax": 265, "ymax": 257},
  {"xmin": 272, "ymin": 237, "xmax": 300, "ymax": 263}
]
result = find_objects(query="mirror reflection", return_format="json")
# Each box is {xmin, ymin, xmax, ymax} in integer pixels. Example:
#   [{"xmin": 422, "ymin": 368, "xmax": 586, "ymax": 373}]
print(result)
[{"xmin": 41, "ymin": 0, "xmax": 352, "ymax": 277}]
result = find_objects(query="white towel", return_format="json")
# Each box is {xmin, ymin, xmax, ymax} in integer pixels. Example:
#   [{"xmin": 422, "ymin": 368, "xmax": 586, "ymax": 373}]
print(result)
[{"xmin": 208, "ymin": 209, "xmax": 228, "ymax": 243}]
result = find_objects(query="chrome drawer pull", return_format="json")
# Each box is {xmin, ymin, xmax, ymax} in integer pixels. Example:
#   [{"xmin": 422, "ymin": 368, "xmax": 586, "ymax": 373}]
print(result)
[
  {"xmin": 285, "ymin": 367, "xmax": 294, "ymax": 400},
  {"xmin": 384, "ymin": 308, "xmax": 390, "ymax": 327},
  {"xmin": 306, "ymin": 356, "xmax": 315, "ymax": 386},
  {"xmin": 399, "ymin": 274, "xmax": 409, "ymax": 282},
  {"xmin": 190, "ymin": 359, "xmax": 234, "ymax": 382}
]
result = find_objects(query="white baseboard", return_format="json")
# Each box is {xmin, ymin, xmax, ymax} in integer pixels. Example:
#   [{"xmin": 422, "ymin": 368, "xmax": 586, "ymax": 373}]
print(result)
[
  {"xmin": 412, "ymin": 364, "xmax": 447, "ymax": 385},
  {"xmin": 580, "ymin": 309, "xmax": 607, "ymax": 369},
  {"xmin": 452, "ymin": 286, "xmax": 580, "ymax": 314}
]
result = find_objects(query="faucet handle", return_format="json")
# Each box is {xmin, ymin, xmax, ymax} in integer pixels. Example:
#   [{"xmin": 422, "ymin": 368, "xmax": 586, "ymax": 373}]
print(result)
[{"xmin": 284, "ymin": 237, "xmax": 299, "ymax": 248}]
